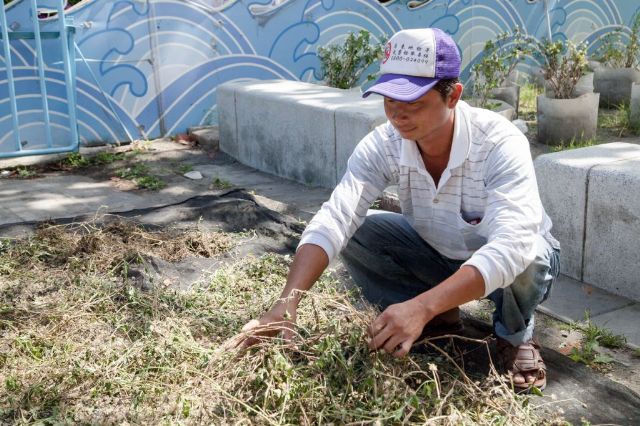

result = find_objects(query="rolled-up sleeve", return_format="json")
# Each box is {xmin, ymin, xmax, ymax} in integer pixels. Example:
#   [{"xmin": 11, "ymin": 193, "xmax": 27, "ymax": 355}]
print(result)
[
  {"xmin": 298, "ymin": 127, "xmax": 394, "ymax": 262},
  {"xmin": 462, "ymin": 135, "xmax": 543, "ymax": 297}
]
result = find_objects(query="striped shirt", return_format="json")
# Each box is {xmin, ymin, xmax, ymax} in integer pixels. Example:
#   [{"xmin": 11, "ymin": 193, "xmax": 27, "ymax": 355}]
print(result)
[{"xmin": 299, "ymin": 100, "xmax": 558, "ymax": 297}]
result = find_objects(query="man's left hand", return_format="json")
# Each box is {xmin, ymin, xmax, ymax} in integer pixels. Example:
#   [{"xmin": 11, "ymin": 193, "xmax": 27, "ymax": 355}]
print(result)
[{"xmin": 367, "ymin": 298, "xmax": 433, "ymax": 358}]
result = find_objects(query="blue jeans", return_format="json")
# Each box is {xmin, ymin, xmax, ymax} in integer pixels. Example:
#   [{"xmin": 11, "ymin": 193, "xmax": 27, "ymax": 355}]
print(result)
[{"xmin": 340, "ymin": 211, "xmax": 560, "ymax": 346}]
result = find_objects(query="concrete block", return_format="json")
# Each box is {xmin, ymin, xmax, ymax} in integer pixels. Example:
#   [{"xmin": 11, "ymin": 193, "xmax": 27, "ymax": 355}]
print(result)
[
  {"xmin": 334, "ymin": 100, "xmax": 386, "ymax": 182},
  {"xmin": 188, "ymin": 126, "xmax": 219, "ymax": 152},
  {"xmin": 594, "ymin": 67, "xmax": 640, "ymax": 107},
  {"xmin": 221, "ymin": 80, "xmax": 385, "ymax": 188},
  {"xmin": 630, "ymin": 83, "xmax": 640, "ymax": 130},
  {"xmin": 539, "ymin": 274, "xmax": 633, "ymax": 323},
  {"xmin": 584, "ymin": 155, "xmax": 640, "ymax": 301},
  {"xmin": 537, "ymin": 92, "xmax": 599, "ymax": 146},
  {"xmin": 534, "ymin": 143, "xmax": 640, "ymax": 281},
  {"xmin": 217, "ymin": 82, "xmax": 242, "ymax": 160}
]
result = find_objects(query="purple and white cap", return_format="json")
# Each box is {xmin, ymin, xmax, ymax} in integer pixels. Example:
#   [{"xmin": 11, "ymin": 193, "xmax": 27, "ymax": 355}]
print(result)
[{"xmin": 363, "ymin": 28, "xmax": 461, "ymax": 102}]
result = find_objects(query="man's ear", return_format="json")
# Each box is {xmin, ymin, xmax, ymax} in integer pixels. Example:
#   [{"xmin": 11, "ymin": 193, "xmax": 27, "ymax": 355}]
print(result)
[{"xmin": 447, "ymin": 83, "xmax": 464, "ymax": 109}]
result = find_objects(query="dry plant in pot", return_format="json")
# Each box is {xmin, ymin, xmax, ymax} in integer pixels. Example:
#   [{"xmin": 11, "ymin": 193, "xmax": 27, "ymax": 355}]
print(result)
[
  {"xmin": 534, "ymin": 39, "xmax": 599, "ymax": 146},
  {"xmin": 470, "ymin": 27, "xmax": 531, "ymax": 118},
  {"xmin": 592, "ymin": 12, "xmax": 640, "ymax": 106}
]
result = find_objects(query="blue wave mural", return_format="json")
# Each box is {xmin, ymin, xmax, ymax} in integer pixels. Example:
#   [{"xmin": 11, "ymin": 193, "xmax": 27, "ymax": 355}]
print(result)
[{"xmin": 0, "ymin": 0, "xmax": 638, "ymax": 155}]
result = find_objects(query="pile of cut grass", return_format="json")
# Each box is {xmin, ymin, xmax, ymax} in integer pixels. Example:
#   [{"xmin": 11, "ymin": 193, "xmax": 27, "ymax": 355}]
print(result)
[{"xmin": 0, "ymin": 220, "xmax": 548, "ymax": 424}]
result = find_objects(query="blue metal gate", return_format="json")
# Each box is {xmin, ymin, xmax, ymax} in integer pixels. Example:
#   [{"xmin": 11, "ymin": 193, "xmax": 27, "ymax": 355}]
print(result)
[{"xmin": 0, "ymin": 0, "xmax": 78, "ymax": 159}]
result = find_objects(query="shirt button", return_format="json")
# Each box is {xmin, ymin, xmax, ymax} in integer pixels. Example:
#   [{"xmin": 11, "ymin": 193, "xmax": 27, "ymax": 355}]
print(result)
[{"xmin": 433, "ymin": 198, "xmax": 439, "ymax": 204}]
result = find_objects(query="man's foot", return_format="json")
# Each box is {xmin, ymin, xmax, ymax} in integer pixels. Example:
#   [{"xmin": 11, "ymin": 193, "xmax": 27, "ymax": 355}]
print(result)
[
  {"xmin": 496, "ymin": 338, "xmax": 547, "ymax": 393},
  {"xmin": 418, "ymin": 307, "xmax": 464, "ymax": 339}
]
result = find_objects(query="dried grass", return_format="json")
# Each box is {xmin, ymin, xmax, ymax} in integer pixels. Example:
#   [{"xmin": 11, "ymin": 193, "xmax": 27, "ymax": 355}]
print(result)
[{"xmin": 0, "ymin": 222, "xmax": 551, "ymax": 424}]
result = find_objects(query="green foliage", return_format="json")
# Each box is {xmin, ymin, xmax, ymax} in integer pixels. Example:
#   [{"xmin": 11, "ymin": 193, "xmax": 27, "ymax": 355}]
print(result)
[
  {"xmin": 472, "ymin": 28, "xmax": 532, "ymax": 108},
  {"xmin": 534, "ymin": 38, "xmax": 588, "ymax": 99},
  {"xmin": 116, "ymin": 164, "xmax": 166, "ymax": 190},
  {"xmin": 598, "ymin": 102, "xmax": 640, "ymax": 136},
  {"xmin": 518, "ymin": 83, "xmax": 543, "ymax": 121},
  {"xmin": 64, "ymin": 152, "xmax": 91, "ymax": 168},
  {"xmin": 210, "ymin": 177, "xmax": 233, "ymax": 190},
  {"xmin": 176, "ymin": 163, "xmax": 193, "ymax": 174},
  {"xmin": 64, "ymin": 151, "xmax": 125, "ymax": 168},
  {"xmin": 592, "ymin": 12, "xmax": 640, "ymax": 69},
  {"xmin": 317, "ymin": 30, "xmax": 386, "ymax": 89},
  {"xmin": 15, "ymin": 166, "xmax": 37, "ymax": 178},
  {"xmin": 568, "ymin": 312, "xmax": 626, "ymax": 367},
  {"xmin": 550, "ymin": 136, "xmax": 597, "ymax": 152}
]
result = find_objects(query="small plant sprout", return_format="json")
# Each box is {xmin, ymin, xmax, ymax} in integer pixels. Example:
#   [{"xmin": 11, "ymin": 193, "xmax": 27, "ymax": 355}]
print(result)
[{"xmin": 568, "ymin": 311, "xmax": 627, "ymax": 367}]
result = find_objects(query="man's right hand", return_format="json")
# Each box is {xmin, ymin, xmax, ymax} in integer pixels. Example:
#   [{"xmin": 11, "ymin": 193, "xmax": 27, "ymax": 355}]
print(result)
[
  {"xmin": 221, "ymin": 304, "xmax": 297, "ymax": 353},
  {"xmin": 220, "ymin": 243, "xmax": 329, "ymax": 354}
]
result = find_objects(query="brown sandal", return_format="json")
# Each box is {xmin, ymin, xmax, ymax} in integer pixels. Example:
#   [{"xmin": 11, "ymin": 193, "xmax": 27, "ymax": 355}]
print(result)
[{"xmin": 496, "ymin": 338, "xmax": 547, "ymax": 393}]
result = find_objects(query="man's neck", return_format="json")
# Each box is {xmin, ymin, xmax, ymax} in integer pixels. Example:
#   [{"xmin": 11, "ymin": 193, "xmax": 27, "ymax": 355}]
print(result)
[{"xmin": 415, "ymin": 110, "xmax": 455, "ymax": 161}]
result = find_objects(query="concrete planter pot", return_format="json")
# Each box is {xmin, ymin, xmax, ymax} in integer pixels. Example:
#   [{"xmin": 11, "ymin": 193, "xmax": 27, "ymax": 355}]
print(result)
[
  {"xmin": 593, "ymin": 67, "xmax": 640, "ymax": 106},
  {"xmin": 489, "ymin": 85, "xmax": 520, "ymax": 115},
  {"xmin": 537, "ymin": 92, "xmax": 600, "ymax": 146},
  {"xmin": 630, "ymin": 83, "xmax": 640, "ymax": 130},
  {"xmin": 467, "ymin": 98, "xmax": 515, "ymax": 120},
  {"xmin": 544, "ymin": 72, "xmax": 594, "ymax": 99}
]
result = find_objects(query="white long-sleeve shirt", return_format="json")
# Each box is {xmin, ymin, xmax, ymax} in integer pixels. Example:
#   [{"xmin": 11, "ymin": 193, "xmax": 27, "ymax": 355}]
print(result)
[{"xmin": 299, "ymin": 100, "xmax": 558, "ymax": 297}]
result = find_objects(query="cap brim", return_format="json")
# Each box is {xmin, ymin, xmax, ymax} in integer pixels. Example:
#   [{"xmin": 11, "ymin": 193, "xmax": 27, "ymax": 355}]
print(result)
[{"xmin": 363, "ymin": 74, "xmax": 439, "ymax": 102}]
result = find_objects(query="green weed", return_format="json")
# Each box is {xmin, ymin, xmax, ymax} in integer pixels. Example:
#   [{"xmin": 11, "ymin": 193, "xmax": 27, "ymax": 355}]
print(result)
[
  {"xmin": 598, "ymin": 103, "xmax": 640, "ymax": 137},
  {"xmin": 15, "ymin": 166, "xmax": 37, "ymax": 178},
  {"xmin": 176, "ymin": 164, "xmax": 193, "ymax": 174},
  {"xmin": 116, "ymin": 164, "xmax": 166, "ymax": 190},
  {"xmin": 64, "ymin": 151, "xmax": 125, "ymax": 169},
  {"xmin": 210, "ymin": 177, "xmax": 233, "ymax": 190},
  {"xmin": 64, "ymin": 152, "xmax": 91, "ymax": 168},
  {"xmin": 568, "ymin": 311, "xmax": 626, "ymax": 367},
  {"xmin": 550, "ymin": 136, "xmax": 598, "ymax": 152},
  {"xmin": 135, "ymin": 175, "xmax": 166, "ymax": 190},
  {"xmin": 519, "ymin": 83, "xmax": 543, "ymax": 121}
]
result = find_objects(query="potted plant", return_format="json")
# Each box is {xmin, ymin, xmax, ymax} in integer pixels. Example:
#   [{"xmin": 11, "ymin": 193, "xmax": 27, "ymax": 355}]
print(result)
[
  {"xmin": 592, "ymin": 12, "xmax": 640, "ymax": 106},
  {"xmin": 470, "ymin": 28, "xmax": 531, "ymax": 118},
  {"xmin": 534, "ymin": 39, "xmax": 599, "ymax": 145},
  {"xmin": 317, "ymin": 30, "xmax": 386, "ymax": 90}
]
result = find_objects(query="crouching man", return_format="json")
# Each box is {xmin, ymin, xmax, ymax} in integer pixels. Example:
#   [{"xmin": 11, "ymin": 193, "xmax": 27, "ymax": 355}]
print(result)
[{"xmin": 231, "ymin": 28, "xmax": 560, "ymax": 392}]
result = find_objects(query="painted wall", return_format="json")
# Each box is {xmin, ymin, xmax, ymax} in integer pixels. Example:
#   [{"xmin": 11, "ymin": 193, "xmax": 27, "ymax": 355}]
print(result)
[{"xmin": 0, "ymin": 0, "xmax": 638, "ymax": 154}]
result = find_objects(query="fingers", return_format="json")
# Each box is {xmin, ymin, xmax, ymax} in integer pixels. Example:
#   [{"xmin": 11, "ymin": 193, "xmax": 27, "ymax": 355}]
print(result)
[{"xmin": 393, "ymin": 340, "xmax": 413, "ymax": 358}]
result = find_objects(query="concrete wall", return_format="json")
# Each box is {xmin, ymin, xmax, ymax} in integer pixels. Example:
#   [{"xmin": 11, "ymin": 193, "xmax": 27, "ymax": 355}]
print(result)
[
  {"xmin": 534, "ymin": 143, "xmax": 640, "ymax": 301},
  {"xmin": 219, "ymin": 80, "xmax": 386, "ymax": 188}
]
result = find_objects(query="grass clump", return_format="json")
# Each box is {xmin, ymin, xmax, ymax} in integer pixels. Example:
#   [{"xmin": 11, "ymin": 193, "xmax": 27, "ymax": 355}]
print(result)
[
  {"xmin": 210, "ymin": 176, "xmax": 233, "ymax": 190},
  {"xmin": 116, "ymin": 164, "xmax": 166, "ymax": 190},
  {"xmin": 519, "ymin": 83, "xmax": 543, "ymax": 121},
  {"xmin": 0, "ymin": 221, "xmax": 546, "ymax": 424},
  {"xmin": 550, "ymin": 136, "xmax": 597, "ymax": 152},
  {"xmin": 63, "ymin": 151, "xmax": 126, "ymax": 169},
  {"xmin": 598, "ymin": 103, "xmax": 640, "ymax": 137},
  {"xmin": 568, "ymin": 312, "xmax": 626, "ymax": 367}
]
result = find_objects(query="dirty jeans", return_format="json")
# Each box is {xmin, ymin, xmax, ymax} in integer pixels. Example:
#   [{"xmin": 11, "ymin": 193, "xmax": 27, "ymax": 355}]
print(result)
[{"xmin": 340, "ymin": 211, "xmax": 561, "ymax": 346}]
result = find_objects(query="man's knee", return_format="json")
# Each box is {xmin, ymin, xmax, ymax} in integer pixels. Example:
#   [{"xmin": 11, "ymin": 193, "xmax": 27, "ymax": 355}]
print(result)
[{"xmin": 510, "ymin": 236, "xmax": 560, "ymax": 306}]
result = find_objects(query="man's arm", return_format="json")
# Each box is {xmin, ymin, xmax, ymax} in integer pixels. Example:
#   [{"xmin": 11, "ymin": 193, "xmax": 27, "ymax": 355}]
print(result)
[
  {"xmin": 367, "ymin": 265, "xmax": 484, "ymax": 357},
  {"xmin": 225, "ymin": 243, "xmax": 328, "ymax": 350}
]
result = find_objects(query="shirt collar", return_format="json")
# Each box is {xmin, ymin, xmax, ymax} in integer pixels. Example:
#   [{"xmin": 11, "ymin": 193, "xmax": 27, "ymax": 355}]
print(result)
[{"xmin": 398, "ymin": 100, "xmax": 472, "ymax": 171}]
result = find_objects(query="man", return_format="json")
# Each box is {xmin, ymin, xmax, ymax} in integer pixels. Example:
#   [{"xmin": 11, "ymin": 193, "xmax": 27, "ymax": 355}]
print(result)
[{"xmin": 233, "ymin": 28, "xmax": 560, "ymax": 392}]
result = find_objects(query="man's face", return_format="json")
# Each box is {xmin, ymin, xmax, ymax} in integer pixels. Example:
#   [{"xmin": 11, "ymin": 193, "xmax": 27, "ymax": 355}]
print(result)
[{"xmin": 383, "ymin": 84, "xmax": 462, "ymax": 143}]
